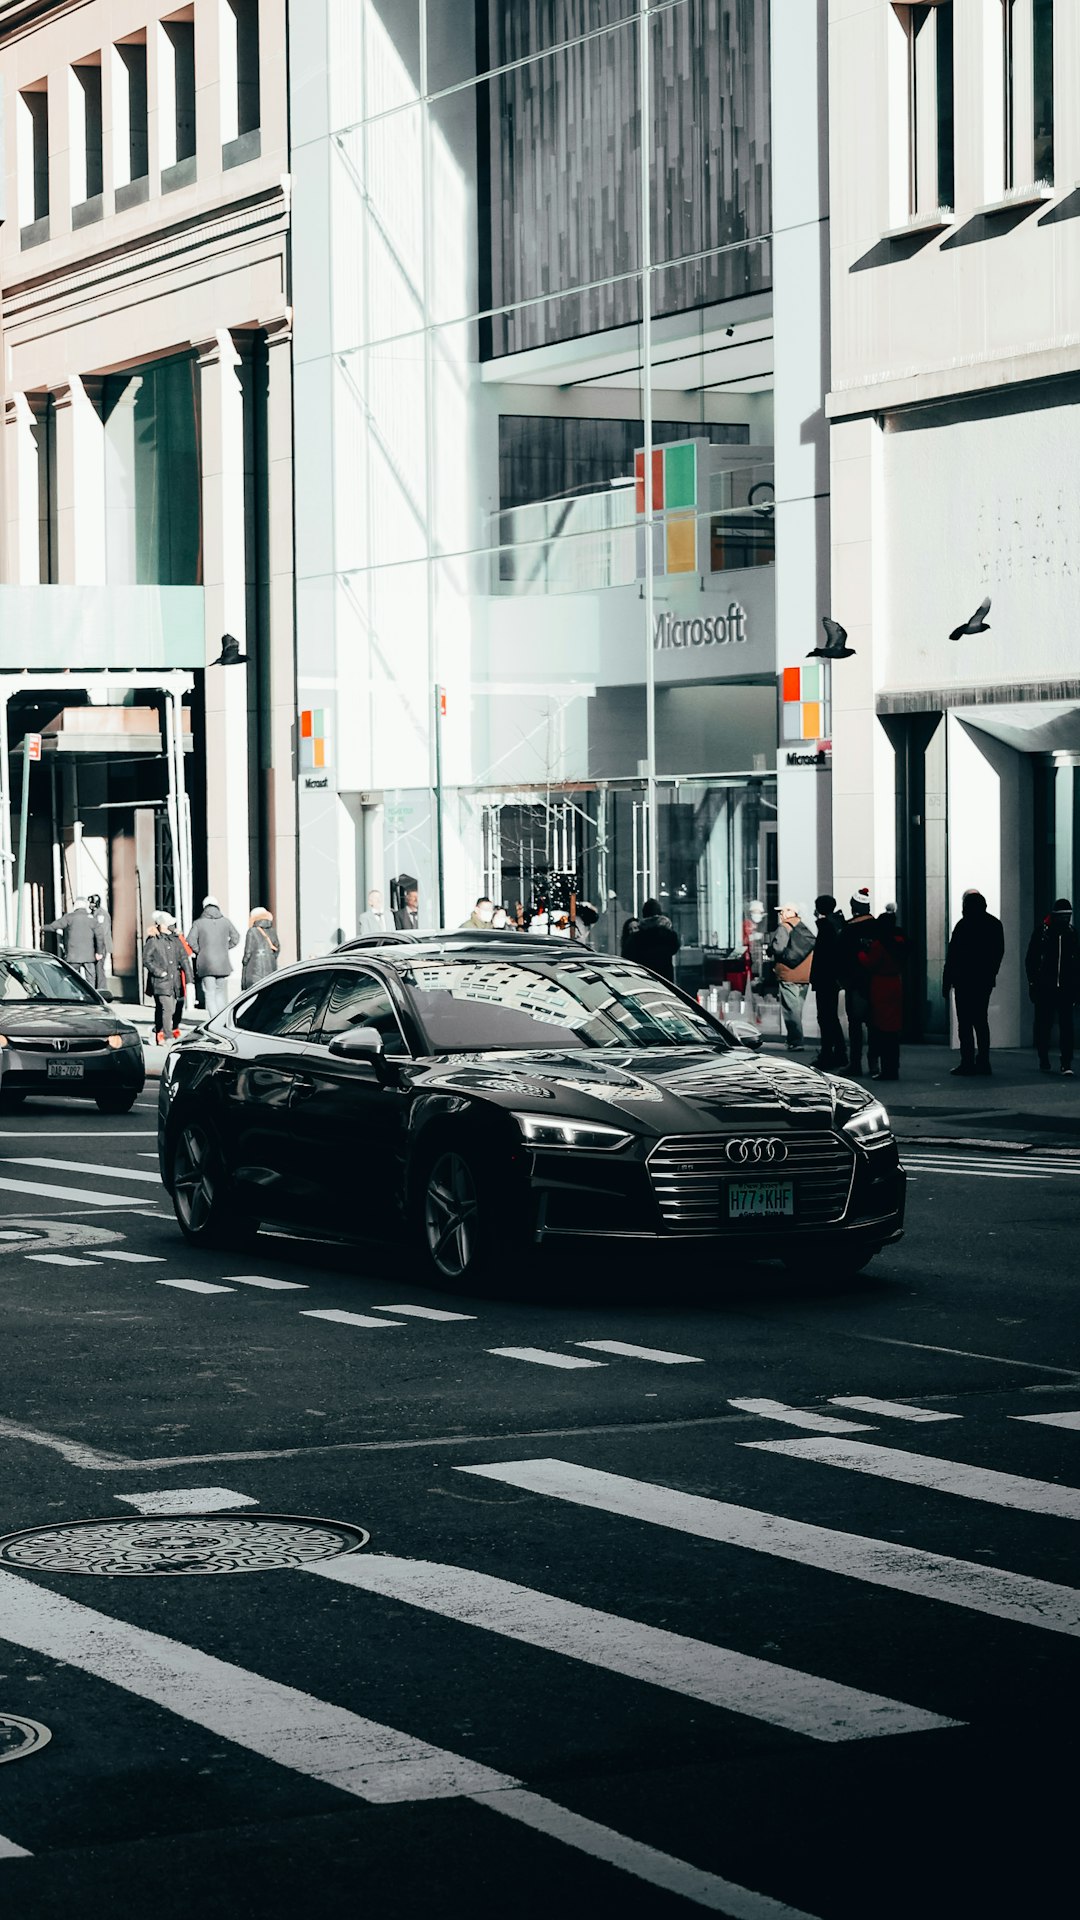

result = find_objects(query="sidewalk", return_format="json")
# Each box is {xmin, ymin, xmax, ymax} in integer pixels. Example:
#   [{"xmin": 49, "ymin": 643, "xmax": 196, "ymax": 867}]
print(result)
[
  {"xmin": 760, "ymin": 1037, "xmax": 1080, "ymax": 1146},
  {"xmin": 120, "ymin": 1000, "xmax": 208, "ymax": 1080}
]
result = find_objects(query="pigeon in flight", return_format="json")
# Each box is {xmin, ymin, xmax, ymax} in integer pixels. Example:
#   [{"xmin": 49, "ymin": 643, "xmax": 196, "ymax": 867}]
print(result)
[
  {"xmin": 807, "ymin": 617, "xmax": 855, "ymax": 660},
  {"xmin": 949, "ymin": 596, "xmax": 991, "ymax": 642},
  {"xmin": 210, "ymin": 633, "xmax": 249, "ymax": 666}
]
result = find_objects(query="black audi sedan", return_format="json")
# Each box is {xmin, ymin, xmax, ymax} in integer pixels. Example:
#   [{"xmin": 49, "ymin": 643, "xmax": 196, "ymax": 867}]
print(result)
[
  {"xmin": 0, "ymin": 950, "xmax": 145, "ymax": 1113},
  {"xmin": 157, "ymin": 936, "xmax": 904, "ymax": 1282}
]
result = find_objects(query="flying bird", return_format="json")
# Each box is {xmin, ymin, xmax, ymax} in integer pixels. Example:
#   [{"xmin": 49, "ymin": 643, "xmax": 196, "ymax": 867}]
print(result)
[
  {"xmin": 807, "ymin": 617, "xmax": 855, "ymax": 660},
  {"xmin": 949, "ymin": 596, "xmax": 991, "ymax": 642},
  {"xmin": 210, "ymin": 634, "xmax": 249, "ymax": 666}
]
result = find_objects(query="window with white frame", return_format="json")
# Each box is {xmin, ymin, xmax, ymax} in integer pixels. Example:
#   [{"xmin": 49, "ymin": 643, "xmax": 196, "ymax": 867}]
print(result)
[
  {"xmin": 221, "ymin": 0, "xmax": 261, "ymax": 167},
  {"xmin": 113, "ymin": 34, "xmax": 149, "ymax": 198},
  {"xmin": 890, "ymin": 4, "xmax": 954, "ymax": 220},
  {"xmin": 159, "ymin": 7, "xmax": 197, "ymax": 186},
  {"xmin": 1033, "ymin": 0, "xmax": 1054, "ymax": 185},
  {"xmin": 70, "ymin": 59, "xmax": 104, "ymax": 213},
  {"xmin": 996, "ymin": 0, "xmax": 1054, "ymax": 196},
  {"xmin": 17, "ymin": 81, "xmax": 50, "ymax": 243}
]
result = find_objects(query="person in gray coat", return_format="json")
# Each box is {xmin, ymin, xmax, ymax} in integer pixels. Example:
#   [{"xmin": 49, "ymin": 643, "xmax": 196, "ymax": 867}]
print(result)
[
  {"xmin": 87, "ymin": 893, "xmax": 113, "ymax": 994},
  {"xmin": 241, "ymin": 908, "xmax": 280, "ymax": 990},
  {"xmin": 186, "ymin": 894, "xmax": 240, "ymax": 1018},
  {"xmin": 43, "ymin": 898, "xmax": 101, "ymax": 987}
]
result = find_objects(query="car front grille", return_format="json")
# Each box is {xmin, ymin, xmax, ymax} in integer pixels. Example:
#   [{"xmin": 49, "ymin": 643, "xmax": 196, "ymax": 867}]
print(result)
[
  {"xmin": 647, "ymin": 1131, "xmax": 856, "ymax": 1233},
  {"xmin": 13, "ymin": 1037, "xmax": 111, "ymax": 1055}
]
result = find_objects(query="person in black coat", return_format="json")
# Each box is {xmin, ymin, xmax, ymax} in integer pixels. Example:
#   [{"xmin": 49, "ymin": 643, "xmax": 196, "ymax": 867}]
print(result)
[
  {"xmin": 623, "ymin": 899, "xmax": 680, "ymax": 982},
  {"xmin": 1025, "ymin": 898, "xmax": 1080, "ymax": 1075},
  {"xmin": 838, "ymin": 888, "xmax": 878, "ymax": 1075},
  {"xmin": 810, "ymin": 895, "xmax": 847, "ymax": 1069},
  {"xmin": 943, "ymin": 889, "xmax": 1005, "ymax": 1076}
]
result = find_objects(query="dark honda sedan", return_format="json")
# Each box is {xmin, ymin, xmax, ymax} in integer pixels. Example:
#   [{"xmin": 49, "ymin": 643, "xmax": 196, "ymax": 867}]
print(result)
[
  {"xmin": 0, "ymin": 951, "xmax": 145, "ymax": 1113},
  {"xmin": 157, "ymin": 937, "xmax": 904, "ymax": 1283}
]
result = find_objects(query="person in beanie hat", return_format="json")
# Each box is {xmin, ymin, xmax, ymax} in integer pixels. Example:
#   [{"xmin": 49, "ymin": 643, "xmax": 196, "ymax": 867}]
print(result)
[
  {"xmin": 186, "ymin": 894, "xmax": 240, "ymax": 1018},
  {"xmin": 943, "ymin": 889, "xmax": 1005, "ymax": 1076},
  {"xmin": 43, "ymin": 897, "xmax": 101, "ymax": 986},
  {"xmin": 143, "ymin": 911, "xmax": 187, "ymax": 1043},
  {"xmin": 838, "ymin": 888, "xmax": 877, "ymax": 1074},
  {"xmin": 1025, "ymin": 899, "xmax": 1080, "ymax": 1074},
  {"xmin": 810, "ymin": 894, "xmax": 847, "ymax": 1069}
]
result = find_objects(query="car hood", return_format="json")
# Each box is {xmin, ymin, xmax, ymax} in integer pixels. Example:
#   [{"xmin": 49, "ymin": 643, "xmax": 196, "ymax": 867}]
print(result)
[
  {"xmin": 420, "ymin": 1046, "xmax": 839, "ymax": 1133},
  {"xmin": 0, "ymin": 1002, "xmax": 126, "ymax": 1038}
]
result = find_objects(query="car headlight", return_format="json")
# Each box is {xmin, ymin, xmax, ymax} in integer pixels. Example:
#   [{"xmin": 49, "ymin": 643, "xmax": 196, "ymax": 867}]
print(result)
[
  {"xmin": 107, "ymin": 1034, "xmax": 124, "ymax": 1050},
  {"xmin": 842, "ymin": 1098, "xmax": 893, "ymax": 1145},
  {"xmin": 513, "ymin": 1112, "xmax": 633, "ymax": 1151}
]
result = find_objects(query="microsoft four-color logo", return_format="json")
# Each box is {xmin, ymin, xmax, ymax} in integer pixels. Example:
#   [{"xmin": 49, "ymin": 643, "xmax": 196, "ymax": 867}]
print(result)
[{"xmin": 299, "ymin": 709, "xmax": 330, "ymax": 771}]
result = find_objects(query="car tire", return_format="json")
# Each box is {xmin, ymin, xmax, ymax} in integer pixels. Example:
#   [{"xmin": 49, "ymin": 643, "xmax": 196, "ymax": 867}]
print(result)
[
  {"xmin": 415, "ymin": 1142, "xmax": 496, "ymax": 1287},
  {"xmin": 167, "ymin": 1115, "xmax": 257, "ymax": 1251},
  {"xmin": 95, "ymin": 1090, "xmax": 139, "ymax": 1116}
]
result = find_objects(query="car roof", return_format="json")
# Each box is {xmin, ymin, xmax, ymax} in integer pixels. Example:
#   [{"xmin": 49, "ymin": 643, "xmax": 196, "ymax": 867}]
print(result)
[{"xmin": 336, "ymin": 932, "xmax": 605, "ymax": 969}]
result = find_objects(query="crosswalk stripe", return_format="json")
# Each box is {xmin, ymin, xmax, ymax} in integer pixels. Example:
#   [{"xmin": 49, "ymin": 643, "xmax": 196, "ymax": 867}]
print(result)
[
  {"xmin": 371, "ymin": 1303, "xmax": 476, "ymax": 1321},
  {"xmin": 159, "ymin": 1279, "xmax": 236, "ymax": 1295},
  {"xmin": 311, "ymin": 1553, "xmax": 958, "ymax": 1743},
  {"xmin": 92, "ymin": 1251, "xmax": 166, "ymax": 1264},
  {"xmin": 459, "ymin": 1459, "xmax": 1080, "ymax": 1637},
  {"xmin": 489, "ymin": 1347, "xmax": 606, "ymax": 1370},
  {"xmin": 828, "ymin": 1398, "xmax": 960, "ymax": 1423},
  {"xmin": 26, "ymin": 1253, "xmax": 99, "ymax": 1267},
  {"xmin": 301, "ymin": 1309, "xmax": 406, "ymax": 1328},
  {"xmin": 227, "ymin": 1276, "xmax": 308, "ymax": 1291},
  {"xmin": 0, "ymin": 1834, "xmax": 31, "ymax": 1860},
  {"xmin": 728, "ymin": 1399, "xmax": 876, "ymax": 1434},
  {"xmin": 2, "ymin": 1157, "xmax": 162, "ymax": 1185},
  {"xmin": 0, "ymin": 1569, "xmax": 798, "ymax": 1913},
  {"xmin": 574, "ymin": 1340, "xmax": 704, "ymax": 1365},
  {"xmin": 114, "ymin": 1488, "xmax": 258, "ymax": 1515},
  {"xmin": 1012, "ymin": 1411, "xmax": 1080, "ymax": 1430},
  {"xmin": 0, "ymin": 1175, "xmax": 148, "ymax": 1207},
  {"xmin": 744, "ymin": 1437, "xmax": 1080, "ymax": 1521}
]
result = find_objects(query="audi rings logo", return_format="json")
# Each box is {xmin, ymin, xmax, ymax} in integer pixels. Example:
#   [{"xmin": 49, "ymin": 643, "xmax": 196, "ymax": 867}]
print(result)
[{"xmin": 724, "ymin": 1137, "xmax": 788, "ymax": 1165}]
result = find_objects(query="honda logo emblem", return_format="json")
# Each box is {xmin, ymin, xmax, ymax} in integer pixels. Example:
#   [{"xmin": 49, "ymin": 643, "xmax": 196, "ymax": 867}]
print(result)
[
  {"xmin": 724, "ymin": 1136, "xmax": 788, "ymax": 1165},
  {"xmin": 51, "ymin": 1039, "xmax": 69, "ymax": 1053}
]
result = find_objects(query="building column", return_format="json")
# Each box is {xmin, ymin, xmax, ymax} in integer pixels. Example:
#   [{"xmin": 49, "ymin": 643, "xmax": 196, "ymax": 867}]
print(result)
[
  {"xmin": 261, "ymin": 310, "xmax": 299, "ymax": 963},
  {"xmin": 196, "ymin": 330, "xmax": 251, "ymax": 935},
  {"xmin": 3, "ymin": 394, "xmax": 41, "ymax": 584},
  {"xmin": 52, "ymin": 377, "xmax": 106, "ymax": 584},
  {"xmin": 830, "ymin": 413, "xmax": 896, "ymax": 912}
]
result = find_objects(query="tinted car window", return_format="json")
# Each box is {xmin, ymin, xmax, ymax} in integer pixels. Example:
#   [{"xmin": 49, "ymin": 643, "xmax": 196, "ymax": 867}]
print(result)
[
  {"xmin": 232, "ymin": 971, "xmax": 329, "ymax": 1039},
  {"xmin": 402, "ymin": 958, "xmax": 729, "ymax": 1053},
  {"xmin": 316, "ymin": 969, "xmax": 408, "ymax": 1053},
  {"xmin": 0, "ymin": 956, "xmax": 98, "ymax": 1004}
]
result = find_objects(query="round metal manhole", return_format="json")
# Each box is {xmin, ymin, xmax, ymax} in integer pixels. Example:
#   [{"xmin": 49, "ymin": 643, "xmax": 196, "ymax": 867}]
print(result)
[
  {"xmin": 0, "ymin": 1514, "xmax": 369, "ymax": 1578},
  {"xmin": 0, "ymin": 1714, "xmax": 52, "ymax": 1765}
]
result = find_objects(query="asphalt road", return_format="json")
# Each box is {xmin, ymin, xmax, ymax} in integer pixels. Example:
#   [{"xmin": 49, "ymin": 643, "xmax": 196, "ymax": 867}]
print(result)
[{"xmin": 0, "ymin": 1092, "xmax": 1078, "ymax": 1918}]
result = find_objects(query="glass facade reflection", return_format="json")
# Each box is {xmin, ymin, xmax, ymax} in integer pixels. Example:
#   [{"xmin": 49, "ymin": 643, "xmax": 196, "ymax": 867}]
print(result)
[{"xmin": 293, "ymin": 0, "xmax": 778, "ymax": 973}]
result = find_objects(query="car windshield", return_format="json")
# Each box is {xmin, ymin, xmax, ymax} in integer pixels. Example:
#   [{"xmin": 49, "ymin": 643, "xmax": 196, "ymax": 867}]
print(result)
[
  {"xmin": 402, "ymin": 958, "xmax": 731, "ymax": 1054},
  {"xmin": 0, "ymin": 956, "xmax": 100, "ymax": 1005}
]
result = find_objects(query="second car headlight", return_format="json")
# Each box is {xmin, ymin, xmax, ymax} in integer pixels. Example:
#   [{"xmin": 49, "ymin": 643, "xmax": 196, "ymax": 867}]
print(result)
[
  {"xmin": 513, "ymin": 1112, "xmax": 633, "ymax": 1151},
  {"xmin": 842, "ymin": 1098, "xmax": 893, "ymax": 1145}
]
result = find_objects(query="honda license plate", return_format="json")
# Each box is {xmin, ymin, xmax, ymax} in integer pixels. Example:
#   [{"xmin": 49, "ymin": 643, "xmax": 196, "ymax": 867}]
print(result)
[
  {"xmin": 46, "ymin": 1061, "xmax": 84, "ymax": 1080},
  {"xmin": 728, "ymin": 1180, "xmax": 794, "ymax": 1220}
]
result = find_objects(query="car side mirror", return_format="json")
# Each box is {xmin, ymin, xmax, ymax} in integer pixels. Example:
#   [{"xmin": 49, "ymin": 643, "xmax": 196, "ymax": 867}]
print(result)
[
  {"xmin": 327, "ymin": 1026, "xmax": 384, "ymax": 1062},
  {"xmin": 722, "ymin": 1019, "xmax": 764, "ymax": 1053}
]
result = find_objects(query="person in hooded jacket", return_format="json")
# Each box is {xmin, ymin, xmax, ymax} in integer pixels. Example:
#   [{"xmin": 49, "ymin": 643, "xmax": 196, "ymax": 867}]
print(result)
[
  {"xmin": 43, "ymin": 898, "xmax": 101, "ymax": 986},
  {"xmin": 241, "ymin": 908, "xmax": 281, "ymax": 991},
  {"xmin": 1025, "ymin": 898, "xmax": 1080, "ymax": 1075},
  {"xmin": 143, "ymin": 911, "xmax": 187, "ymax": 1043},
  {"xmin": 943, "ymin": 889, "xmax": 1005, "ymax": 1076},
  {"xmin": 186, "ymin": 895, "xmax": 240, "ymax": 1018},
  {"xmin": 838, "ymin": 888, "xmax": 878, "ymax": 1075},
  {"xmin": 623, "ymin": 898, "xmax": 680, "ymax": 982},
  {"xmin": 810, "ymin": 895, "xmax": 847, "ymax": 1069}
]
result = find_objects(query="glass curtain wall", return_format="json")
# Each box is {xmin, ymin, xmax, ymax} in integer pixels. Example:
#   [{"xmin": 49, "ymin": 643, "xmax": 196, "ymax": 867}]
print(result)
[{"xmin": 326, "ymin": 0, "xmax": 773, "ymax": 963}]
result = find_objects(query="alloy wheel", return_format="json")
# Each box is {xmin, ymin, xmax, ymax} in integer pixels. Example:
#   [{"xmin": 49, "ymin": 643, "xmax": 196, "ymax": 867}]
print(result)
[
  {"xmin": 172, "ymin": 1122, "xmax": 216, "ymax": 1235},
  {"xmin": 424, "ymin": 1151, "xmax": 479, "ymax": 1279}
]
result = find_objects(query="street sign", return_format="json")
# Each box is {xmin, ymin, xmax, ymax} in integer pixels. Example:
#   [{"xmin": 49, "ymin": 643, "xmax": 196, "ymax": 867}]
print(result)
[{"xmin": 25, "ymin": 734, "xmax": 41, "ymax": 762}]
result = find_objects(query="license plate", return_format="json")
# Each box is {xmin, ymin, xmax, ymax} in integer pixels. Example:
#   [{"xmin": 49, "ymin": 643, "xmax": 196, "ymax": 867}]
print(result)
[
  {"xmin": 728, "ymin": 1180, "xmax": 794, "ymax": 1220},
  {"xmin": 46, "ymin": 1061, "xmax": 84, "ymax": 1080}
]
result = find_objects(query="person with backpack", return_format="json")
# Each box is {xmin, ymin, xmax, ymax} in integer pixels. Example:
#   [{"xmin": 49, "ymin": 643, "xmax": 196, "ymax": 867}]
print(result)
[
  {"xmin": 1025, "ymin": 898, "xmax": 1080, "ymax": 1075},
  {"xmin": 769, "ymin": 904, "xmax": 816, "ymax": 1052}
]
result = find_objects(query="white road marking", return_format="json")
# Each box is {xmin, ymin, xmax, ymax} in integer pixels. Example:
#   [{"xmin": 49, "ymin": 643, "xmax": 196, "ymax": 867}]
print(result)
[
  {"xmin": 371, "ymin": 1303, "xmax": 476, "ymax": 1321},
  {"xmin": 728, "ymin": 1399, "xmax": 876, "ymax": 1434},
  {"xmin": 159, "ymin": 1279, "xmax": 236, "ymax": 1295},
  {"xmin": 1013, "ymin": 1411, "xmax": 1080, "ymax": 1430},
  {"xmin": 574, "ymin": 1340, "xmax": 704, "ymax": 1365},
  {"xmin": 849, "ymin": 1333, "xmax": 1080, "ymax": 1380},
  {"xmin": 899, "ymin": 1167, "xmax": 1044, "ymax": 1181},
  {"xmin": 828, "ymin": 1398, "xmax": 960, "ymax": 1424},
  {"xmin": 0, "ymin": 1572, "xmax": 789, "ymax": 1914},
  {"xmin": 489, "ymin": 1347, "xmax": 606, "ymax": 1370},
  {"xmin": 26, "ymin": 1253, "xmax": 100, "ymax": 1267},
  {"xmin": 0, "ymin": 1130, "xmax": 156, "ymax": 1138},
  {"xmin": 302, "ymin": 1309, "xmax": 406, "ymax": 1328},
  {"xmin": 0, "ymin": 1834, "xmax": 31, "ymax": 1859},
  {"xmin": 459, "ymin": 1459, "xmax": 1080, "ymax": 1638},
  {"xmin": 0, "ymin": 1414, "xmax": 131, "ymax": 1470},
  {"xmin": 744, "ymin": 1437, "xmax": 1080, "ymax": 1521},
  {"xmin": 312, "ymin": 1553, "xmax": 958, "ymax": 1743},
  {"xmin": 227, "ymin": 1276, "xmax": 308, "ymax": 1291},
  {"xmin": 0, "ymin": 1230, "xmax": 33, "ymax": 1240},
  {"xmin": 92, "ymin": 1250, "xmax": 166, "ymax": 1264},
  {"xmin": 902, "ymin": 1154, "xmax": 1080, "ymax": 1173},
  {"xmin": 114, "ymin": 1487, "xmax": 258, "ymax": 1515},
  {"xmin": 3, "ymin": 1156, "xmax": 161, "ymax": 1185},
  {"xmin": 0, "ymin": 1175, "xmax": 148, "ymax": 1207}
]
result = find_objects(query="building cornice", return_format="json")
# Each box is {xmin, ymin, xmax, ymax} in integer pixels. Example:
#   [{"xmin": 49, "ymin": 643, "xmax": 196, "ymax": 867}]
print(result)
[
  {"xmin": 828, "ymin": 338, "xmax": 1080, "ymax": 421},
  {"xmin": 877, "ymin": 679, "xmax": 1080, "ymax": 716},
  {"xmin": 0, "ymin": 0, "xmax": 89, "ymax": 45}
]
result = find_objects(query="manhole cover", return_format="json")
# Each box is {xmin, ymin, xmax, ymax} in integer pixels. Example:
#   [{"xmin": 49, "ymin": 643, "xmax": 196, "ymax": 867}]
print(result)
[
  {"xmin": 0, "ymin": 1714, "xmax": 51, "ymax": 1764},
  {"xmin": 0, "ymin": 1514, "xmax": 369, "ymax": 1577}
]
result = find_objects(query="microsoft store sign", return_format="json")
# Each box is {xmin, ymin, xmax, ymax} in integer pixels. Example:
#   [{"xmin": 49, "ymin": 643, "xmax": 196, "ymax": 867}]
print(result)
[{"xmin": 653, "ymin": 604, "xmax": 748, "ymax": 650}]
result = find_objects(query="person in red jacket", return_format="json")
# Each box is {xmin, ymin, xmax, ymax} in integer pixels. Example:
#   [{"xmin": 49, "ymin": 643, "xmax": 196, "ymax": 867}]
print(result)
[{"xmin": 859, "ymin": 903, "xmax": 906, "ymax": 1081}]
